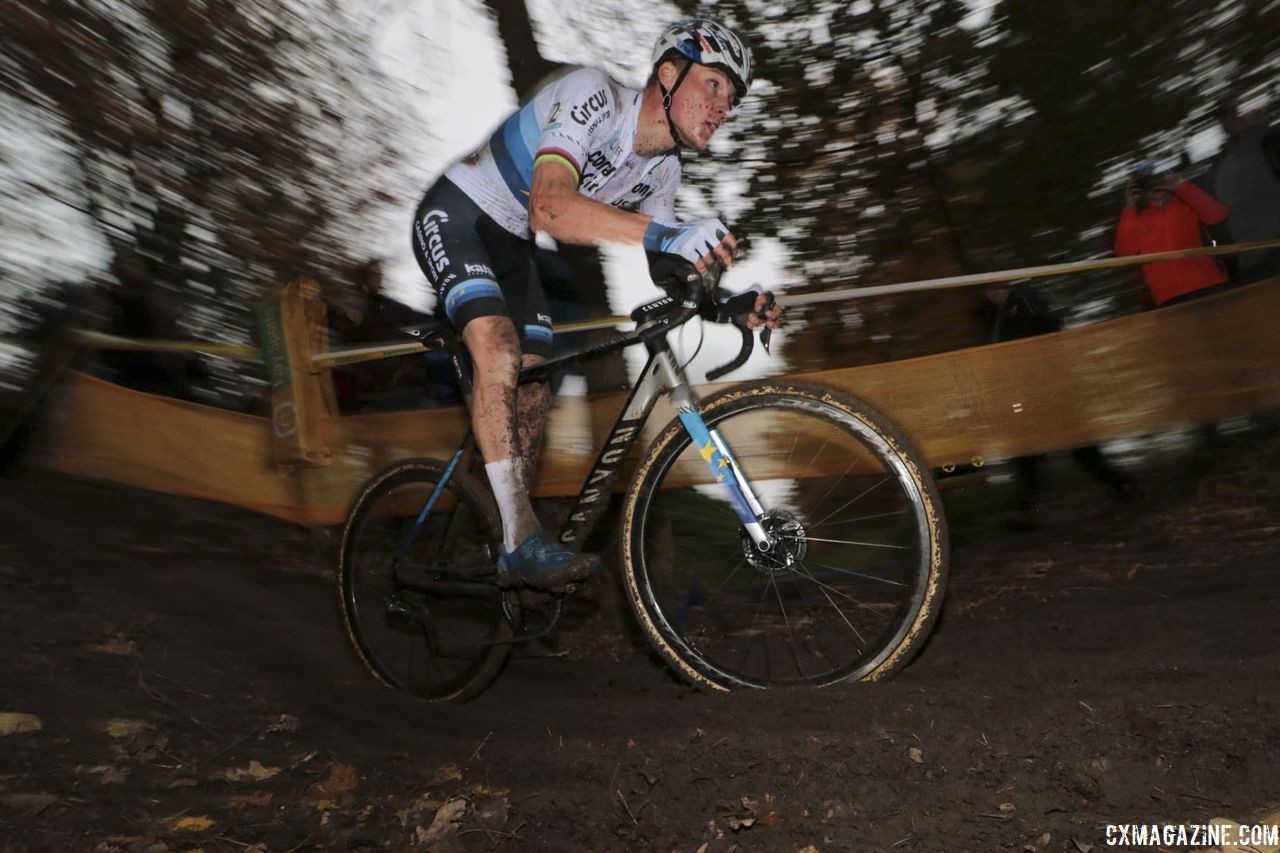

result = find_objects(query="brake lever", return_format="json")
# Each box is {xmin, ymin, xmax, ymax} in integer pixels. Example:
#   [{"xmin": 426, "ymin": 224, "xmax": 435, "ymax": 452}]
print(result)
[{"xmin": 757, "ymin": 293, "xmax": 776, "ymax": 355}]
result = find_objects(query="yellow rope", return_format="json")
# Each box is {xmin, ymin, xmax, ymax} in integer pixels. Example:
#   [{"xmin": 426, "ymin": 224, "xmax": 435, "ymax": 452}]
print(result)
[{"xmin": 45, "ymin": 237, "xmax": 1280, "ymax": 364}]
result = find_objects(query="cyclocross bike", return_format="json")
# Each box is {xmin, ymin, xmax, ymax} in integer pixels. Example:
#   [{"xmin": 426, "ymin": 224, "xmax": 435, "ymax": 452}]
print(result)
[{"xmin": 337, "ymin": 267, "xmax": 949, "ymax": 701}]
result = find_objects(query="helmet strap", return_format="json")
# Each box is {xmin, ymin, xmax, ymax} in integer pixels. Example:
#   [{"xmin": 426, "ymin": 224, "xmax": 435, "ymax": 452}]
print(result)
[{"xmin": 658, "ymin": 60, "xmax": 695, "ymax": 150}]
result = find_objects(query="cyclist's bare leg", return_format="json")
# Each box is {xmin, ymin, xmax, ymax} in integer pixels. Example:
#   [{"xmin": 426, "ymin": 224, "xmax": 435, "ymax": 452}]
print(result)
[
  {"xmin": 462, "ymin": 316, "xmax": 539, "ymax": 548},
  {"xmin": 516, "ymin": 353, "xmax": 552, "ymax": 482},
  {"xmin": 460, "ymin": 317, "xmax": 598, "ymax": 585}
]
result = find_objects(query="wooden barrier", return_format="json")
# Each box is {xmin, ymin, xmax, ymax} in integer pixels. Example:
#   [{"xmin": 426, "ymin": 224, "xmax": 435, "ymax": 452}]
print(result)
[{"xmin": 39, "ymin": 276, "xmax": 1279, "ymax": 526}]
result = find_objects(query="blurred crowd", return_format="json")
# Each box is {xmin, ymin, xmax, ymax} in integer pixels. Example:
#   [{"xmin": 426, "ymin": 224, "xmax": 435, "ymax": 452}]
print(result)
[{"xmin": 977, "ymin": 99, "xmax": 1280, "ymax": 526}]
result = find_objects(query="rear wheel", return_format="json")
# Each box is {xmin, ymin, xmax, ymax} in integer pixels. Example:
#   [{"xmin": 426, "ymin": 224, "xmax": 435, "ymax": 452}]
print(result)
[
  {"xmin": 339, "ymin": 458, "xmax": 513, "ymax": 701},
  {"xmin": 620, "ymin": 382, "xmax": 947, "ymax": 690}
]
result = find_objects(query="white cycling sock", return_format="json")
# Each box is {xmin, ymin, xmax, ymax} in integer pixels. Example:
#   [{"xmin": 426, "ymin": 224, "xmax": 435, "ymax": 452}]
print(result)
[{"xmin": 485, "ymin": 457, "xmax": 539, "ymax": 551}]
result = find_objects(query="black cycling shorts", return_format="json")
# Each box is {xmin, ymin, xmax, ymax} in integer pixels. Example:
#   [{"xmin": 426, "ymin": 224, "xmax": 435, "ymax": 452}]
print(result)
[{"xmin": 411, "ymin": 177, "xmax": 553, "ymax": 358}]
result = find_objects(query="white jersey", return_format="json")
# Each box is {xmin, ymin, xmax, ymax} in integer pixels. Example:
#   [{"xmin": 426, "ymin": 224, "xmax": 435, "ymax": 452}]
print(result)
[{"xmin": 445, "ymin": 67, "xmax": 682, "ymax": 238}]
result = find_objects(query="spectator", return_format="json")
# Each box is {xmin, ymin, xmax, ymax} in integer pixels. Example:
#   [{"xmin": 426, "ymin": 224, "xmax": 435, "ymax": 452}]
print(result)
[
  {"xmin": 1114, "ymin": 164, "xmax": 1231, "ymax": 307},
  {"xmin": 328, "ymin": 259, "xmax": 424, "ymax": 345},
  {"xmin": 981, "ymin": 286, "xmax": 1135, "ymax": 529},
  {"xmin": 102, "ymin": 249, "xmax": 204, "ymax": 399},
  {"xmin": 1204, "ymin": 101, "xmax": 1280, "ymax": 282},
  {"xmin": 326, "ymin": 259, "xmax": 459, "ymax": 412}
]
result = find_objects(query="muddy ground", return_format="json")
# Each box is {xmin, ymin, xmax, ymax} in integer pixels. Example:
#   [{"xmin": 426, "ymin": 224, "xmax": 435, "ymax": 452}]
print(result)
[{"xmin": 2, "ymin": 430, "xmax": 1279, "ymax": 852}]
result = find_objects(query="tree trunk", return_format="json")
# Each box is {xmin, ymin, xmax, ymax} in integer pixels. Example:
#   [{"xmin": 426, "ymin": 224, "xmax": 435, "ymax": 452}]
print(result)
[
  {"xmin": 482, "ymin": 0, "xmax": 558, "ymax": 100},
  {"xmin": 482, "ymin": 0, "xmax": 627, "ymax": 391}
]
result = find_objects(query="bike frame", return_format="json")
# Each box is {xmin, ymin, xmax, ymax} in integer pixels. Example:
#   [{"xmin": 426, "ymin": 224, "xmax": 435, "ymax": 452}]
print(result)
[{"xmin": 412, "ymin": 306, "xmax": 773, "ymax": 554}]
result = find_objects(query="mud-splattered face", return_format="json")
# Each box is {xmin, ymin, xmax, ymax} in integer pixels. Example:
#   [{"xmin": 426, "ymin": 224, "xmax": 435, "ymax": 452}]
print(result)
[{"xmin": 665, "ymin": 63, "xmax": 737, "ymax": 151}]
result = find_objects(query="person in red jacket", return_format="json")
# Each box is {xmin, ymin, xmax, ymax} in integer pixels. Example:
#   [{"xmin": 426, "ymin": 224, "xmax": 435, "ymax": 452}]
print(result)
[{"xmin": 1114, "ymin": 166, "xmax": 1231, "ymax": 307}]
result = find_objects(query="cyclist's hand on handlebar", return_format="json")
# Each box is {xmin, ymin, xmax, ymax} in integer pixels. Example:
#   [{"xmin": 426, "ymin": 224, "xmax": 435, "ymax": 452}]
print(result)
[
  {"xmin": 644, "ymin": 218, "xmax": 738, "ymax": 274},
  {"xmin": 746, "ymin": 292, "xmax": 782, "ymax": 331}
]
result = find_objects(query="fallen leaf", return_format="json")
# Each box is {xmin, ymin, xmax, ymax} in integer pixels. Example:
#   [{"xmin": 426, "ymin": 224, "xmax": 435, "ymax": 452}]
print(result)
[
  {"xmin": 758, "ymin": 811, "xmax": 785, "ymax": 827},
  {"xmin": 1071, "ymin": 840, "xmax": 1093, "ymax": 853},
  {"xmin": 474, "ymin": 796, "xmax": 510, "ymax": 827},
  {"xmin": 417, "ymin": 798, "xmax": 467, "ymax": 844},
  {"xmin": 727, "ymin": 815, "xmax": 757, "ymax": 831},
  {"xmin": 1039, "ymin": 831, "xmax": 1052, "ymax": 847},
  {"xmin": 998, "ymin": 802, "xmax": 1016, "ymax": 813},
  {"xmin": 171, "ymin": 815, "xmax": 215, "ymax": 832},
  {"xmin": 99, "ymin": 768, "xmax": 127, "ymax": 785},
  {"xmin": 465, "ymin": 782, "xmax": 510, "ymax": 799},
  {"xmin": 262, "ymin": 714, "xmax": 300, "ymax": 736},
  {"xmin": 396, "ymin": 795, "xmax": 444, "ymax": 826},
  {"xmin": 103, "ymin": 719, "xmax": 152, "ymax": 738},
  {"xmin": 908, "ymin": 747, "xmax": 924, "ymax": 764},
  {"xmin": 105, "ymin": 836, "xmax": 161, "ymax": 846},
  {"xmin": 0, "ymin": 712, "xmax": 42, "ymax": 736},
  {"xmin": 88, "ymin": 635, "xmax": 136, "ymax": 656},
  {"xmin": 228, "ymin": 790, "xmax": 273, "ymax": 808},
  {"xmin": 1, "ymin": 793, "xmax": 56, "ymax": 812},
  {"xmin": 437, "ymin": 763, "xmax": 463, "ymax": 782},
  {"xmin": 305, "ymin": 763, "xmax": 358, "ymax": 804},
  {"xmin": 223, "ymin": 761, "xmax": 281, "ymax": 783}
]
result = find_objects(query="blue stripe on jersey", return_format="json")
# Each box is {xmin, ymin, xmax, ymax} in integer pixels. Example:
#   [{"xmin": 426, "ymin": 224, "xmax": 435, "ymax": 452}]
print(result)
[
  {"xmin": 490, "ymin": 102, "xmax": 542, "ymax": 207},
  {"xmin": 523, "ymin": 324, "xmax": 553, "ymax": 345},
  {"xmin": 444, "ymin": 278, "xmax": 504, "ymax": 324}
]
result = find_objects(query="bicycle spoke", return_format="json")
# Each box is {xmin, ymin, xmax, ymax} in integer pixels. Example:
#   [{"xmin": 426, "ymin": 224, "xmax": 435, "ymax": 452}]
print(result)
[
  {"xmin": 784, "ymin": 430, "xmax": 800, "ymax": 466},
  {"xmin": 793, "ymin": 568, "xmax": 868, "ymax": 648},
  {"xmin": 811, "ymin": 475, "xmax": 893, "ymax": 529},
  {"xmin": 810, "ymin": 458, "xmax": 860, "ymax": 512},
  {"xmin": 801, "ymin": 559, "xmax": 907, "ymax": 587},
  {"xmin": 629, "ymin": 385, "xmax": 946, "ymax": 690},
  {"xmin": 768, "ymin": 572, "xmax": 806, "ymax": 678},
  {"xmin": 799, "ymin": 535, "xmax": 909, "ymax": 550},
  {"xmin": 787, "ymin": 571, "xmax": 845, "ymax": 671},
  {"xmin": 654, "ymin": 505, "xmax": 743, "ymax": 531},
  {"xmin": 808, "ymin": 508, "xmax": 908, "ymax": 528},
  {"xmin": 340, "ymin": 462, "xmax": 510, "ymax": 702}
]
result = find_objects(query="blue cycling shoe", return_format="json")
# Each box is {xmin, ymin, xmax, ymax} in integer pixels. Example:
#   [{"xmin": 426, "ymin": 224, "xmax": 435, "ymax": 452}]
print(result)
[{"xmin": 497, "ymin": 531, "xmax": 601, "ymax": 589}]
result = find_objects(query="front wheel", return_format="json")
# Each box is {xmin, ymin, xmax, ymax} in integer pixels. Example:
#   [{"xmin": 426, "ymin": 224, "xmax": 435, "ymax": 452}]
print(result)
[
  {"xmin": 620, "ymin": 382, "xmax": 948, "ymax": 691},
  {"xmin": 338, "ymin": 458, "xmax": 513, "ymax": 701}
]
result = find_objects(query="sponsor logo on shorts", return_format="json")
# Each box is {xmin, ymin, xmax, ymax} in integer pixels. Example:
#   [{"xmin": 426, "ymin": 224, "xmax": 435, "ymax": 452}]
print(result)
[
  {"xmin": 415, "ymin": 209, "xmax": 450, "ymax": 277},
  {"xmin": 537, "ymin": 313, "xmax": 553, "ymax": 326},
  {"xmin": 465, "ymin": 263, "xmax": 495, "ymax": 278}
]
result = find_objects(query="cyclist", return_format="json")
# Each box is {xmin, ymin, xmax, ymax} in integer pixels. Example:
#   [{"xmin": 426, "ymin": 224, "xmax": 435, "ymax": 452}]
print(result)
[{"xmin": 411, "ymin": 19, "xmax": 781, "ymax": 589}]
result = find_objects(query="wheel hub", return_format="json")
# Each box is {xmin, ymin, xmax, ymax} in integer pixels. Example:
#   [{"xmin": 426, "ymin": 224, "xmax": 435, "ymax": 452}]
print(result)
[{"xmin": 742, "ymin": 510, "xmax": 807, "ymax": 574}]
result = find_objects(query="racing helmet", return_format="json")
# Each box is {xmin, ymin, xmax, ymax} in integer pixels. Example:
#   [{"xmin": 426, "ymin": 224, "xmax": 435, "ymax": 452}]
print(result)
[{"xmin": 652, "ymin": 19, "xmax": 753, "ymax": 100}]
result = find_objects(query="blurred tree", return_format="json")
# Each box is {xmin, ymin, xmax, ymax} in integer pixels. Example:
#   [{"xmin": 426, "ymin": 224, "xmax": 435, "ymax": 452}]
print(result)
[
  {"xmin": 481, "ymin": 0, "xmax": 627, "ymax": 390},
  {"xmin": 3, "ymin": 0, "xmax": 1277, "ymax": 390},
  {"xmin": 664, "ymin": 0, "xmax": 1279, "ymax": 370},
  {"xmin": 1, "ymin": 0, "xmax": 412, "ymax": 399}
]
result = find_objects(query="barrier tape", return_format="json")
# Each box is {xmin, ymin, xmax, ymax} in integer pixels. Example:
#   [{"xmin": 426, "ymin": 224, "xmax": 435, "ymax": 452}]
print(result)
[
  {"xmin": 67, "ymin": 329, "xmax": 261, "ymax": 359},
  {"xmin": 29, "ymin": 237, "xmax": 1280, "ymax": 367},
  {"xmin": 556, "ymin": 236, "xmax": 1280, "ymax": 331}
]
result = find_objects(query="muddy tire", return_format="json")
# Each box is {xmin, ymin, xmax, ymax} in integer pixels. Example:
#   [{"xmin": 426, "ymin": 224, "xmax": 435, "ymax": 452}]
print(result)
[
  {"xmin": 339, "ymin": 458, "xmax": 512, "ymax": 702},
  {"xmin": 620, "ymin": 382, "xmax": 948, "ymax": 690}
]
